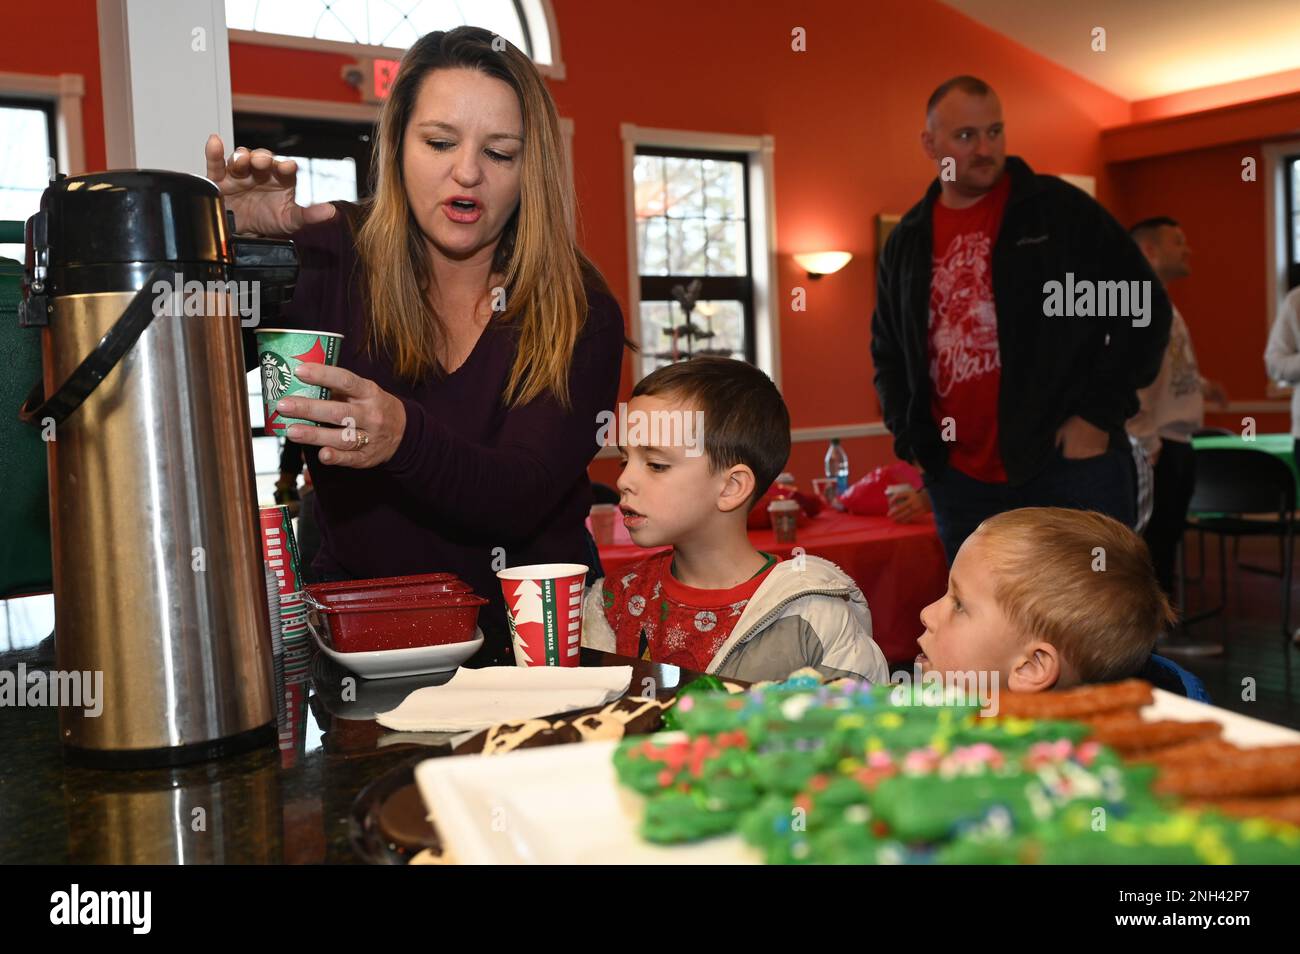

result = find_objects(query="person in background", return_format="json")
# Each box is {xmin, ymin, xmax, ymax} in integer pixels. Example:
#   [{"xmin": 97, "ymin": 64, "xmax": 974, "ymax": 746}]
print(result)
[
  {"xmin": 1264, "ymin": 285, "xmax": 1300, "ymax": 454},
  {"xmin": 274, "ymin": 439, "xmax": 304, "ymax": 512},
  {"xmin": 271, "ymin": 436, "xmax": 321, "ymax": 584},
  {"xmin": 1264, "ymin": 284, "xmax": 1300, "ymax": 646},
  {"xmin": 871, "ymin": 75, "xmax": 1172, "ymax": 566},
  {"xmin": 1125, "ymin": 217, "xmax": 1229, "ymax": 631}
]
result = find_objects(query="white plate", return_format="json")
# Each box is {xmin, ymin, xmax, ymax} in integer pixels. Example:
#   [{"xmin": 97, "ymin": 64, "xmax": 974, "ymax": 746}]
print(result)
[
  {"xmin": 413, "ymin": 689, "xmax": 1300, "ymax": 864},
  {"xmin": 415, "ymin": 738, "xmax": 761, "ymax": 864},
  {"xmin": 308, "ymin": 621, "xmax": 483, "ymax": 680},
  {"xmin": 1142, "ymin": 689, "xmax": 1300, "ymax": 746}
]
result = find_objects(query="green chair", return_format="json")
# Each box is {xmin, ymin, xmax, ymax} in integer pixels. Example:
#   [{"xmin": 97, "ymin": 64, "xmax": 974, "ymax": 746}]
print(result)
[{"xmin": 0, "ymin": 219, "xmax": 53, "ymax": 598}]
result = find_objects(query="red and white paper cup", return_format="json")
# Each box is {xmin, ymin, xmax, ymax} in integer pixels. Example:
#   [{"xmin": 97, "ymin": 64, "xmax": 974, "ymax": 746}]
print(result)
[
  {"xmin": 258, "ymin": 505, "xmax": 303, "ymax": 596},
  {"xmin": 496, "ymin": 563, "xmax": 588, "ymax": 667}
]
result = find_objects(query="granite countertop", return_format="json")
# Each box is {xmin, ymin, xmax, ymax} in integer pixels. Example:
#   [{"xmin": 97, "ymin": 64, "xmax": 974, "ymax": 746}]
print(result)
[{"xmin": 0, "ymin": 645, "xmax": 695, "ymax": 864}]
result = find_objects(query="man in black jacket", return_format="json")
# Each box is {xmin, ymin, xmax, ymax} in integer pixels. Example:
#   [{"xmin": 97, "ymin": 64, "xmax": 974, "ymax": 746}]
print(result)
[{"xmin": 871, "ymin": 76, "xmax": 1171, "ymax": 564}]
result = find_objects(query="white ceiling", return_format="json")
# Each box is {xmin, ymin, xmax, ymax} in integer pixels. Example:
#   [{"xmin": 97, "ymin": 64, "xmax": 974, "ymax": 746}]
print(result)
[{"xmin": 940, "ymin": 0, "xmax": 1300, "ymax": 101}]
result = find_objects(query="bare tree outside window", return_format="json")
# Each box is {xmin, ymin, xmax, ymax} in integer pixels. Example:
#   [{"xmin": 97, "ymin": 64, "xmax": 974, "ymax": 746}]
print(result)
[{"xmin": 634, "ymin": 148, "xmax": 754, "ymax": 377}]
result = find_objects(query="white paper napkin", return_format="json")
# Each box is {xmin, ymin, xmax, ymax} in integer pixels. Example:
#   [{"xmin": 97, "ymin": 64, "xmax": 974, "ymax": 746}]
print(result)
[{"xmin": 375, "ymin": 665, "xmax": 633, "ymax": 733}]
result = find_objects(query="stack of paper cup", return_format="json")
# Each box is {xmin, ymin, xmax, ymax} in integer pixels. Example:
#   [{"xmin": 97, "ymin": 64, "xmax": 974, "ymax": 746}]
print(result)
[
  {"xmin": 496, "ymin": 563, "xmax": 588, "ymax": 667},
  {"xmin": 259, "ymin": 505, "xmax": 312, "ymax": 685},
  {"xmin": 263, "ymin": 562, "xmax": 286, "ymax": 729}
]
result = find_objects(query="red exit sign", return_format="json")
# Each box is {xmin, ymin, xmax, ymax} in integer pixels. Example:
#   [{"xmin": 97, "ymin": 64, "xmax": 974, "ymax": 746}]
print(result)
[
  {"xmin": 343, "ymin": 58, "xmax": 401, "ymax": 103},
  {"xmin": 372, "ymin": 58, "xmax": 399, "ymax": 99}
]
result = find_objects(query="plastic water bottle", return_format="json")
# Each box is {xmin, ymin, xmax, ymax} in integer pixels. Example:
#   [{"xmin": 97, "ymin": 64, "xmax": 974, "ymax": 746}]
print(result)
[{"xmin": 825, "ymin": 438, "xmax": 850, "ymax": 493}]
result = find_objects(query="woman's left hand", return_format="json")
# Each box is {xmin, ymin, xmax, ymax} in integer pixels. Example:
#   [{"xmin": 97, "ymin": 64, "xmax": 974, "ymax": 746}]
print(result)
[{"xmin": 276, "ymin": 364, "xmax": 407, "ymax": 468}]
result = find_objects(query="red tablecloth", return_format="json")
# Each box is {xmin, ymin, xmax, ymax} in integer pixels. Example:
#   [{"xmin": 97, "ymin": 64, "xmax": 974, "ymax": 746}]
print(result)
[{"xmin": 588, "ymin": 509, "xmax": 948, "ymax": 665}]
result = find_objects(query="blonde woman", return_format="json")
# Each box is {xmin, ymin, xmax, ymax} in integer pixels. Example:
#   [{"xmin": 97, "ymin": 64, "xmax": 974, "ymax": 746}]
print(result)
[{"xmin": 205, "ymin": 27, "xmax": 625, "ymax": 661}]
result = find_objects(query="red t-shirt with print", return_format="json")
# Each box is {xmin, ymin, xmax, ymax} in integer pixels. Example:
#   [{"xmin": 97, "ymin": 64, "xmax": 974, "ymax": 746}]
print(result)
[
  {"xmin": 929, "ymin": 171, "xmax": 1011, "ymax": 483},
  {"xmin": 601, "ymin": 550, "xmax": 779, "ymax": 672}
]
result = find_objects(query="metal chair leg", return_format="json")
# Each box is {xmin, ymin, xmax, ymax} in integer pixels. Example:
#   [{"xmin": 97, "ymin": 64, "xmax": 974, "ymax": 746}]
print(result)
[
  {"xmin": 1219, "ymin": 533, "xmax": 1229, "ymax": 644},
  {"xmin": 1181, "ymin": 531, "xmax": 1227, "ymax": 630}
]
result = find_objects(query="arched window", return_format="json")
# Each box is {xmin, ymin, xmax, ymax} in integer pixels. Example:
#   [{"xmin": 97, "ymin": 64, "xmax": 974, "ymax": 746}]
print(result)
[{"xmin": 226, "ymin": 0, "xmax": 562, "ymax": 74}]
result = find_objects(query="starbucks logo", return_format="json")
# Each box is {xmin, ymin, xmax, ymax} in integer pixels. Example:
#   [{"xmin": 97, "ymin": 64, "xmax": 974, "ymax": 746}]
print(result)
[{"xmin": 260, "ymin": 352, "xmax": 293, "ymax": 406}]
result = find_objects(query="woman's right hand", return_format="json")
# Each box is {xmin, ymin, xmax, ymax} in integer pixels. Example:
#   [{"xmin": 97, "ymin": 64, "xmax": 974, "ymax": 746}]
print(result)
[{"xmin": 204, "ymin": 134, "xmax": 337, "ymax": 237}]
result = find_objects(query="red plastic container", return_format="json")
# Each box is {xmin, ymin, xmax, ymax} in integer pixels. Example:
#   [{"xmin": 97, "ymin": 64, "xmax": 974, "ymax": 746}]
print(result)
[
  {"xmin": 304, "ymin": 575, "xmax": 487, "ymax": 652},
  {"xmin": 308, "ymin": 575, "xmax": 472, "ymax": 607}
]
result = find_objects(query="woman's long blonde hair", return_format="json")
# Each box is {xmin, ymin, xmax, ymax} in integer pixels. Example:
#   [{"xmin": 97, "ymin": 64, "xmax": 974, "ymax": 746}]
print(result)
[{"xmin": 356, "ymin": 26, "xmax": 603, "ymax": 408}]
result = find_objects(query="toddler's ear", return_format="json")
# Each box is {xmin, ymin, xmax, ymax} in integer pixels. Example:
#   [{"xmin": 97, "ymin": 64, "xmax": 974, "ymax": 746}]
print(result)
[{"xmin": 1006, "ymin": 642, "xmax": 1062, "ymax": 693}]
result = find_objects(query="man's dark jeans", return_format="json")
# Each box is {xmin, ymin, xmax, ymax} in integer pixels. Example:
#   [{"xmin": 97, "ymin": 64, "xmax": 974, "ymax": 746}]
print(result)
[{"xmin": 923, "ymin": 446, "xmax": 1136, "ymax": 566}]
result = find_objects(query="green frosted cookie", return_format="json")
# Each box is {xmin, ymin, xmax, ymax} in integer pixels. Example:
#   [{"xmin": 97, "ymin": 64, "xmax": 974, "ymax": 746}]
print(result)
[
  {"xmin": 640, "ymin": 789, "xmax": 746, "ymax": 844},
  {"xmin": 614, "ymin": 732, "xmax": 753, "ymax": 795}
]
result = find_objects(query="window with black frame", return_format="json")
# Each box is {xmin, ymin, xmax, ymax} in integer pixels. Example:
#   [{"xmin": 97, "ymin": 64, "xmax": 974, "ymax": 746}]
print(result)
[
  {"xmin": 232, "ymin": 113, "xmax": 374, "ymax": 208},
  {"xmin": 1286, "ymin": 154, "xmax": 1300, "ymax": 292},
  {"xmin": 633, "ymin": 147, "xmax": 754, "ymax": 378}
]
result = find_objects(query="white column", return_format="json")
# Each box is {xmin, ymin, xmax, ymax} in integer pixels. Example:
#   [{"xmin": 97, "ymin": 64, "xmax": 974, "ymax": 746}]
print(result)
[{"xmin": 97, "ymin": 0, "xmax": 233, "ymax": 176}]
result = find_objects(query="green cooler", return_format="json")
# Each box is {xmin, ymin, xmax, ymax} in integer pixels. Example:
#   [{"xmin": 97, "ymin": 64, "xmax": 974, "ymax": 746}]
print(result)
[{"xmin": 0, "ymin": 219, "xmax": 53, "ymax": 597}]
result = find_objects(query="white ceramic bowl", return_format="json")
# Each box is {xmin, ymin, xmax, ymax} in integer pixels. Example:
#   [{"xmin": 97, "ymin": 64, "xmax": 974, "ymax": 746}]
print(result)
[{"xmin": 308, "ymin": 620, "xmax": 483, "ymax": 680}]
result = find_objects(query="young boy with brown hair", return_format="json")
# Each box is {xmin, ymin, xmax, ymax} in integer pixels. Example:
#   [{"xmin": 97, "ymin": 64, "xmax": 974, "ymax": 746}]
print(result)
[
  {"xmin": 582, "ymin": 357, "xmax": 889, "ymax": 683},
  {"xmin": 917, "ymin": 506, "xmax": 1205, "ymax": 698}
]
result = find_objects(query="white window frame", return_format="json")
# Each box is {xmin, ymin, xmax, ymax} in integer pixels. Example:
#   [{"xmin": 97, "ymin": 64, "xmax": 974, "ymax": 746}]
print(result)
[
  {"xmin": 620, "ymin": 123, "xmax": 780, "ymax": 387},
  {"xmin": 226, "ymin": 0, "xmax": 565, "ymax": 80},
  {"xmin": 0, "ymin": 72, "xmax": 86, "ymax": 177}
]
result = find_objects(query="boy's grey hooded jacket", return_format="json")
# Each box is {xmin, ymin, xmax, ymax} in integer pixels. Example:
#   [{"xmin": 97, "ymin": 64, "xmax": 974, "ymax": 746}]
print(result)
[{"xmin": 582, "ymin": 554, "xmax": 890, "ymax": 683}]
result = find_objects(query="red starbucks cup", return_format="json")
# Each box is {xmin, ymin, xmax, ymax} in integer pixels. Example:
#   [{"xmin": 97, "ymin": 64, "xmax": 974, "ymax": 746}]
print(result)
[
  {"xmin": 496, "ymin": 563, "xmax": 588, "ymax": 667},
  {"xmin": 767, "ymin": 499, "xmax": 800, "ymax": 544}
]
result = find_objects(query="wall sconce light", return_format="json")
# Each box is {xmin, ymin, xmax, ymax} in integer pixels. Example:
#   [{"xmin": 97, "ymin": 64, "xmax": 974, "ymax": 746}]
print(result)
[{"xmin": 794, "ymin": 251, "xmax": 852, "ymax": 279}]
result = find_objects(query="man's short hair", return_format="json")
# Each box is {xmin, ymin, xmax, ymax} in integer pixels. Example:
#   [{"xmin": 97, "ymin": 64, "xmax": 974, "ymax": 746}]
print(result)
[
  {"xmin": 631, "ymin": 357, "xmax": 791, "ymax": 509},
  {"xmin": 926, "ymin": 75, "xmax": 995, "ymax": 117},
  {"xmin": 1129, "ymin": 216, "xmax": 1179, "ymax": 245},
  {"xmin": 974, "ymin": 507, "xmax": 1175, "ymax": 683}
]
